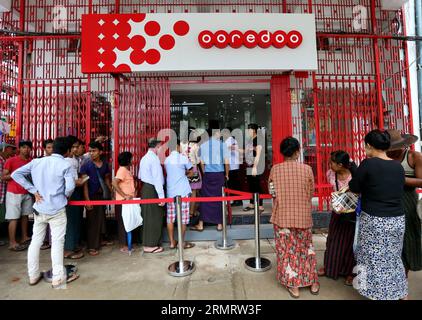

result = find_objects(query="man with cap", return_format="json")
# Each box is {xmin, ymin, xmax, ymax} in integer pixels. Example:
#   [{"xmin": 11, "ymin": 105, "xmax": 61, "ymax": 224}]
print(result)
[
  {"xmin": 138, "ymin": 137, "xmax": 166, "ymax": 253},
  {"xmin": 0, "ymin": 142, "xmax": 17, "ymax": 246},
  {"xmin": 386, "ymin": 129, "xmax": 422, "ymax": 275}
]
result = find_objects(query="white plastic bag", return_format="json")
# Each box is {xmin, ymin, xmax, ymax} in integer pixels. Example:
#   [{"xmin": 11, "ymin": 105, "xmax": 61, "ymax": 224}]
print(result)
[{"xmin": 122, "ymin": 200, "xmax": 143, "ymax": 232}]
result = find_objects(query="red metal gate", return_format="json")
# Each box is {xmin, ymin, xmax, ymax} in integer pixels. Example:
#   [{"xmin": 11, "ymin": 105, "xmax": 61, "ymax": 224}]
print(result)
[
  {"xmin": 21, "ymin": 79, "xmax": 88, "ymax": 157},
  {"xmin": 118, "ymin": 77, "xmax": 170, "ymax": 174}
]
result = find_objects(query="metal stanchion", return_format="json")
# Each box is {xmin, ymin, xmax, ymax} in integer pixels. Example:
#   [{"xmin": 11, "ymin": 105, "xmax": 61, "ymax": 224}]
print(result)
[
  {"xmin": 215, "ymin": 187, "xmax": 235, "ymax": 250},
  {"xmin": 168, "ymin": 196, "xmax": 195, "ymax": 277},
  {"xmin": 245, "ymin": 193, "xmax": 271, "ymax": 272}
]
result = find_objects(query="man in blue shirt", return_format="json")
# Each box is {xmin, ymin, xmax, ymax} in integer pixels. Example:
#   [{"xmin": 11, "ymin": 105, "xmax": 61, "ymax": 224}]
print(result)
[
  {"xmin": 191, "ymin": 126, "xmax": 230, "ymax": 232},
  {"xmin": 164, "ymin": 140, "xmax": 195, "ymax": 250},
  {"xmin": 80, "ymin": 141, "xmax": 113, "ymax": 256},
  {"xmin": 12, "ymin": 137, "xmax": 78, "ymax": 288}
]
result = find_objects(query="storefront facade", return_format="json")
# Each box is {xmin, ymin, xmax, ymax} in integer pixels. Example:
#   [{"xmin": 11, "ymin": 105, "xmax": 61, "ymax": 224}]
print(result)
[{"xmin": 0, "ymin": 0, "xmax": 417, "ymax": 209}]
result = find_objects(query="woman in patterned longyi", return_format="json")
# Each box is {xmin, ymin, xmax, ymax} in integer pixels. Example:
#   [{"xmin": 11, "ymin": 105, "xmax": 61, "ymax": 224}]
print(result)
[
  {"xmin": 269, "ymin": 137, "xmax": 319, "ymax": 299},
  {"xmin": 349, "ymin": 129, "xmax": 408, "ymax": 300}
]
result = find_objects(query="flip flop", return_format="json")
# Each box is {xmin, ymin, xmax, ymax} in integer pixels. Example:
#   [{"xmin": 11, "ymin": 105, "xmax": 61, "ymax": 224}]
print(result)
[
  {"xmin": 88, "ymin": 249, "xmax": 99, "ymax": 256},
  {"xmin": 44, "ymin": 265, "xmax": 78, "ymax": 283},
  {"xmin": 21, "ymin": 238, "xmax": 32, "ymax": 245},
  {"xmin": 144, "ymin": 247, "xmax": 164, "ymax": 254},
  {"xmin": 310, "ymin": 283, "xmax": 320, "ymax": 295},
  {"xmin": 286, "ymin": 287, "xmax": 300, "ymax": 299},
  {"xmin": 29, "ymin": 273, "xmax": 44, "ymax": 286},
  {"xmin": 242, "ymin": 207, "xmax": 254, "ymax": 212},
  {"xmin": 65, "ymin": 251, "xmax": 84, "ymax": 260},
  {"xmin": 52, "ymin": 273, "xmax": 80, "ymax": 289},
  {"xmin": 40, "ymin": 243, "xmax": 51, "ymax": 250},
  {"xmin": 183, "ymin": 242, "xmax": 195, "ymax": 249},
  {"xmin": 8, "ymin": 243, "xmax": 28, "ymax": 252},
  {"xmin": 170, "ymin": 241, "xmax": 178, "ymax": 249},
  {"xmin": 101, "ymin": 241, "xmax": 114, "ymax": 247},
  {"xmin": 190, "ymin": 226, "xmax": 204, "ymax": 232}
]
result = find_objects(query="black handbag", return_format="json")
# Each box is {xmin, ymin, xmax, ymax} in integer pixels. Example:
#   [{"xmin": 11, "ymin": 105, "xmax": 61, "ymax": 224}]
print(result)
[{"xmin": 188, "ymin": 171, "xmax": 201, "ymax": 184}]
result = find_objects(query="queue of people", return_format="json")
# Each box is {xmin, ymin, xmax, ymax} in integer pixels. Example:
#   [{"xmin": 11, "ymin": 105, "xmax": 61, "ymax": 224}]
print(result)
[
  {"xmin": 0, "ymin": 126, "xmax": 420, "ymax": 299},
  {"xmin": 268, "ymin": 130, "xmax": 421, "ymax": 300}
]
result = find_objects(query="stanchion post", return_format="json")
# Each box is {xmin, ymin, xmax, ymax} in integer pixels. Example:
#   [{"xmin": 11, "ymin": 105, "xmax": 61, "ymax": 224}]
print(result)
[
  {"xmin": 215, "ymin": 187, "xmax": 235, "ymax": 250},
  {"xmin": 244, "ymin": 193, "xmax": 271, "ymax": 272},
  {"xmin": 168, "ymin": 196, "xmax": 195, "ymax": 277}
]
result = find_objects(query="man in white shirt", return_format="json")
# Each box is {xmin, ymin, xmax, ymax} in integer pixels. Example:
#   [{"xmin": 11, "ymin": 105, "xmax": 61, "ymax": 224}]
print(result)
[
  {"xmin": 164, "ymin": 140, "xmax": 195, "ymax": 250},
  {"xmin": 138, "ymin": 138, "xmax": 166, "ymax": 254}
]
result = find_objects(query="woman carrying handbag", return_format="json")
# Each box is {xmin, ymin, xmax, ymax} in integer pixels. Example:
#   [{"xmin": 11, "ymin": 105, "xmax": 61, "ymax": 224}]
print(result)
[{"xmin": 318, "ymin": 151, "xmax": 357, "ymax": 286}]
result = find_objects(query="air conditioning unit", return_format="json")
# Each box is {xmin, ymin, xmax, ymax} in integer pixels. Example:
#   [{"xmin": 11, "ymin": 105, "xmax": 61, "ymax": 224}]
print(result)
[
  {"xmin": 0, "ymin": 0, "xmax": 11, "ymax": 12},
  {"xmin": 381, "ymin": 0, "xmax": 408, "ymax": 10}
]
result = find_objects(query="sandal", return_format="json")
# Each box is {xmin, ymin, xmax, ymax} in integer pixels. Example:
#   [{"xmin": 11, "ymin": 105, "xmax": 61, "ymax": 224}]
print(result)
[
  {"xmin": 317, "ymin": 267, "xmax": 325, "ymax": 277},
  {"xmin": 41, "ymin": 242, "xmax": 51, "ymax": 250},
  {"xmin": 52, "ymin": 273, "xmax": 80, "ymax": 289},
  {"xmin": 310, "ymin": 283, "xmax": 320, "ymax": 295},
  {"xmin": 183, "ymin": 242, "xmax": 195, "ymax": 249},
  {"xmin": 101, "ymin": 240, "xmax": 114, "ymax": 247},
  {"xmin": 65, "ymin": 251, "xmax": 84, "ymax": 260},
  {"xmin": 190, "ymin": 225, "xmax": 204, "ymax": 232},
  {"xmin": 120, "ymin": 247, "xmax": 129, "ymax": 253},
  {"xmin": 170, "ymin": 241, "xmax": 178, "ymax": 249},
  {"xmin": 29, "ymin": 273, "xmax": 43, "ymax": 286},
  {"xmin": 144, "ymin": 247, "xmax": 164, "ymax": 254},
  {"xmin": 21, "ymin": 238, "xmax": 32, "ymax": 246},
  {"xmin": 8, "ymin": 243, "xmax": 28, "ymax": 252},
  {"xmin": 345, "ymin": 276, "xmax": 354, "ymax": 286},
  {"xmin": 242, "ymin": 207, "xmax": 254, "ymax": 212},
  {"xmin": 88, "ymin": 249, "xmax": 99, "ymax": 256},
  {"xmin": 286, "ymin": 287, "xmax": 300, "ymax": 299}
]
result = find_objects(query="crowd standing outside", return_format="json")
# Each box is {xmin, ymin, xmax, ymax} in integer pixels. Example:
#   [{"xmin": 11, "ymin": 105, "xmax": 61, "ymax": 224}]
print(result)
[
  {"xmin": 349, "ymin": 129, "xmax": 408, "ymax": 300},
  {"xmin": 11, "ymin": 137, "xmax": 78, "ymax": 288},
  {"xmin": 3, "ymin": 141, "xmax": 33, "ymax": 251}
]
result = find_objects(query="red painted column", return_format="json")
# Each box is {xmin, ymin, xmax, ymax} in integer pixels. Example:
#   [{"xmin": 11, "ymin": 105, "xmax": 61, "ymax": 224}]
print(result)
[{"xmin": 271, "ymin": 75, "xmax": 292, "ymax": 165}]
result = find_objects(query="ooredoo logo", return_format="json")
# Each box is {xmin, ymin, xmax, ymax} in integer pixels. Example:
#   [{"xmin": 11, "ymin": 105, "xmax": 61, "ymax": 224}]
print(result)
[
  {"xmin": 198, "ymin": 30, "xmax": 303, "ymax": 49},
  {"xmin": 89, "ymin": 14, "xmax": 190, "ymax": 72}
]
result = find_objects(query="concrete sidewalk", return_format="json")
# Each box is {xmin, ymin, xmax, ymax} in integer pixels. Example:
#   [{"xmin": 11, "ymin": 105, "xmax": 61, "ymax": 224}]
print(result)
[{"xmin": 0, "ymin": 235, "xmax": 421, "ymax": 300}]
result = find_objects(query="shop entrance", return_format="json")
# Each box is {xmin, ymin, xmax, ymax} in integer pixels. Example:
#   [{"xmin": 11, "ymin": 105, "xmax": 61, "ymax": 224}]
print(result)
[{"xmin": 170, "ymin": 89, "xmax": 272, "ymax": 192}]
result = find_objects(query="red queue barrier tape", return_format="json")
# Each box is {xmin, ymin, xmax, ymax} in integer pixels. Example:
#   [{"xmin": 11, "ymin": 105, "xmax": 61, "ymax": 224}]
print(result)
[
  {"xmin": 68, "ymin": 195, "xmax": 250, "ymax": 206},
  {"xmin": 224, "ymin": 188, "xmax": 253, "ymax": 197}
]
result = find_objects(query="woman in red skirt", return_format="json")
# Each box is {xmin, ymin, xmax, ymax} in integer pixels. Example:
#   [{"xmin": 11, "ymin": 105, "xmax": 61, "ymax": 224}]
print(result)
[
  {"xmin": 269, "ymin": 137, "xmax": 319, "ymax": 299},
  {"xmin": 318, "ymin": 151, "xmax": 357, "ymax": 286}
]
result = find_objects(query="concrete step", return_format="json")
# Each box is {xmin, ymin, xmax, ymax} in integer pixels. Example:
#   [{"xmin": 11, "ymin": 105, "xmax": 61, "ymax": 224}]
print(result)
[{"xmin": 162, "ymin": 224, "xmax": 274, "ymax": 242}]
